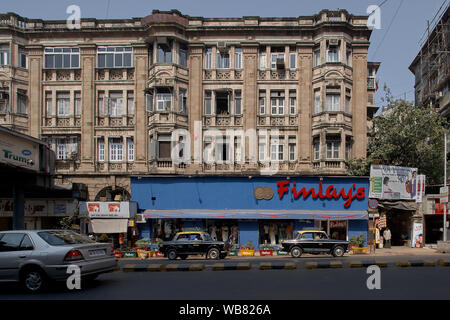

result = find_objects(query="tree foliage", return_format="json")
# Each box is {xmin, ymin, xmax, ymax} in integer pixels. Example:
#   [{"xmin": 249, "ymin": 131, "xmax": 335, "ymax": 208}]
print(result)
[{"xmin": 346, "ymin": 86, "xmax": 449, "ymax": 184}]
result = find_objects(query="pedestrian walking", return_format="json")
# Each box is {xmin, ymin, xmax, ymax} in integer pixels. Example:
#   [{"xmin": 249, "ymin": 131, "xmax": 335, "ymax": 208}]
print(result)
[{"xmin": 383, "ymin": 228, "xmax": 391, "ymax": 249}]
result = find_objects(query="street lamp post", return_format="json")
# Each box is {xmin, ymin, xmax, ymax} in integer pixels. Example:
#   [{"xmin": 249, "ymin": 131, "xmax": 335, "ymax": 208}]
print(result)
[{"xmin": 445, "ymin": 133, "xmax": 448, "ymax": 241}]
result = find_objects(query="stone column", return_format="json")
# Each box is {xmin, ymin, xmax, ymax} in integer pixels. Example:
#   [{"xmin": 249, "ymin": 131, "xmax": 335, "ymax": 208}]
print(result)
[
  {"xmin": 188, "ymin": 44, "xmax": 204, "ymax": 172},
  {"xmin": 352, "ymin": 46, "xmax": 368, "ymax": 159},
  {"xmin": 297, "ymin": 44, "xmax": 313, "ymax": 170},
  {"xmin": 26, "ymin": 45, "xmax": 43, "ymax": 138},
  {"xmin": 242, "ymin": 44, "xmax": 258, "ymax": 166},
  {"xmin": 132, "ymin": 43, "xmax": 148, "ymax": 173},
  {"xmin": 78, "ymin": 44, "xmax": 96, "ymax": 172}
]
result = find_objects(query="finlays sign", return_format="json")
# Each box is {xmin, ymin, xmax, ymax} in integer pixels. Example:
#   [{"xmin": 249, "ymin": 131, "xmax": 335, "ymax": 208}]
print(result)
[
  {"xmin": 0, "ymin": 199, "xmax": 76, "ymax": 217},
  {"xmin": 369, "ymin": 165, "xmax": 421, "ymax": 200}
]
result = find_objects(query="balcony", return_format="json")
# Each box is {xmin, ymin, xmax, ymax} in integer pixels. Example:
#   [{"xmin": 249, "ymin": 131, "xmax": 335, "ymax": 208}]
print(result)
[
  {"xmin": 96, "ymin": 115, "xmax": 135, "ymax": 127},
  {"xmin": 44, "ymin": 69, "xmax": 81, "ymax": 82},
  {"xmin": 257, "ymin": 70, "xmax": 297, "ymax": 81},
  {"xmin": 203, "ymin": 69, "xmax": 243, "ymax": 81},
  {"xmin": 96, "ymin": 68, "xmax": 134, "ymax": 82},
  {"xmin": 257, "ymin": 115, "xmax": 298, "ymax": 127},
  {"xmin": 203, "ymin": 115, "xmax": 243, "ymax": 127}
]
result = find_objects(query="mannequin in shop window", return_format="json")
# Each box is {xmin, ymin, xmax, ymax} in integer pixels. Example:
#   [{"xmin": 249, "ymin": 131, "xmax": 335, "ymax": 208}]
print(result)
[
  {"xmin": 286, "ymin": 222, "xmax": 293, "ymax": 240},
  {"xmin": 279, "ymin": 224, "xmax": 286, "ymax": 242},
  {"xmin": 210, "ymin": 225, "xmax": 217, "ymax": 241},
  {"xmin": 222, "ymin": 224, "xmax": 229, "ymax": 242},
  {"xmin": 164, "ymin": 221, "xmax": 172, "ymax": 240},
  {"xmin": 263, "ymin": 224, "xmax": 269, "ymax": 243},
  {"xmin": 269, "ymin": 224, "xmax": 276, "ymax": 245},
  {"xmin": 231, "ymin": 225, "xmax": 238, "ymax": 245}
]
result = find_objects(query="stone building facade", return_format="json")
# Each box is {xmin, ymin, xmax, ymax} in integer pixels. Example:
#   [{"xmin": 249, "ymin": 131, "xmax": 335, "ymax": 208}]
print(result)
[{"xmin": 0, "ymin": 9, "xmax": 379, "ymax": 201}]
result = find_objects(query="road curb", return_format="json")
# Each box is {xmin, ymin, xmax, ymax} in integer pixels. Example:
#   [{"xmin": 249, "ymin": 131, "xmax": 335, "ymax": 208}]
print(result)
[
  {"xmin": 437, "ymin": 259, "xmax": 450, "ymax": 266},
  {"xmin": 212, "ymin": 263, "xmax": 252, "ymax": 271},
  {"xmin": 258, "ymin": 262, "xmax": 297, "ymax": 270},
  {"xmin": 305, "ymin": 261, "xmax": 343, "ymax": 269}
]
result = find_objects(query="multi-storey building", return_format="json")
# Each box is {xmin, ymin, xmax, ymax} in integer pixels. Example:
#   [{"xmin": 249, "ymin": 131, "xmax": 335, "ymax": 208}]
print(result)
[
  {"xmin": 409, "ymin": 4, "xmax": 449, "ymax": 116},
  {"xmin": 0, "ymin": 9, "xmax": 379, "ymax": 202}
]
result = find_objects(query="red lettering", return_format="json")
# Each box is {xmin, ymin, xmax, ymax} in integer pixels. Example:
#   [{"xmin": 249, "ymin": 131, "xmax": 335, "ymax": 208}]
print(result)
[
  {"xmin": 276, "ymin": 180, "xmax": 366, "ymax": 207},
  {"xmin": 277, "ymin": 180, "xmax": 290, "ymax": 199}
]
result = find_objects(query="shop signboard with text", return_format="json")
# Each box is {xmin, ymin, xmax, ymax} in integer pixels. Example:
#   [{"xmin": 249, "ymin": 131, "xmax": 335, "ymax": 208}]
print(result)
[
  {"xmin": 0, "ymin": 199, "xmax": 76, "ymax": 217},
  {"xmin": 369, "ymin": 165, "xmax": 418, "ymax": 200},
  {"xmin": 0, "ymin": 130, "xmax": 40, "ymax": 172},
  {"xmin": 79, "ymin": 201, "xmax": 137, "ymax": 218}
]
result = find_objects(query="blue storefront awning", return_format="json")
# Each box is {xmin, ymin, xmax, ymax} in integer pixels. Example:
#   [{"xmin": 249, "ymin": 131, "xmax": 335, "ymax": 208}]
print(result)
[{"xmin": 140, "ymin": 209, "xmax": 368, "ymax": 220}]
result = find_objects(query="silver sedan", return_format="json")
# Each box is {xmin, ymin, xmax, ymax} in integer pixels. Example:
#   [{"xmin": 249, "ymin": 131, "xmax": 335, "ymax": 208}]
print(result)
[{"xmin": 0, "ymin": 230, "xmax": 118, "ymax": 292}]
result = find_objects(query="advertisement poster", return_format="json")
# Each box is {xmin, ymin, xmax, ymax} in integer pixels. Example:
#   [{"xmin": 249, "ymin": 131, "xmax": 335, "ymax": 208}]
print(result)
[
  {"xmin": 369, "ymin": 165, "xmax": 418, "ymax": 200},
  {"xmin": 412, "ymin": 223, "xmax": 423, "ymax": 248},
  {"xmin": 415, "ymin": 174, "xmax": 426, "ymax": 203}
]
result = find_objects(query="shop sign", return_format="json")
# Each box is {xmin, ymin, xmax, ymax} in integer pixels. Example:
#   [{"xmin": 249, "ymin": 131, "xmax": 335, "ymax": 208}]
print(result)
[
  {"xmin": 276, "ymin": 180, "xmax": 366, "ymax": 208},
  {"xmin": 435, "ymin": 202, "xmax": 448, "ymax": 215},
  {"xmin": 0, "ymin": 199, "xmax": 75, "ymax": 217},
  {"xmin": 0, "ymin": 130, "xmax": 40, "ymax": 172},
  {"xmin": 416, "ymin": 175, "xmax": 426, "ymax": 203},
  {"xmin": 79, "ymin": 201, "xmax": 137, "ymax": 219},
  {"xmin": 369, "ymin": 165, "xmax": 418, "ymax": 200},
  {"xmin": 254, "ymin": 187, "xmax": 274, "ymax": 200},
  {"xmin": 368, "ymin": 199, "xmax": 378, "ymax": 209}
]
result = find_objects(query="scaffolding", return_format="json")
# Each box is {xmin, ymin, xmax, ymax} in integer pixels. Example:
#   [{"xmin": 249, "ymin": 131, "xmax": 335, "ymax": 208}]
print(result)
[{"xmin": 415, "ymin": 1, "xmax": 450, "ymax": 108}]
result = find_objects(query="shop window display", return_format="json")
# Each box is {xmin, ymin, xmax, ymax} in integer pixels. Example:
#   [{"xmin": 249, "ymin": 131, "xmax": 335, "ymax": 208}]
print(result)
[
  {"xmin": 206, "ymin": 220, "xmax": 239, "ymax": 245},
  {"xmin": 152, "ymin": 219, "xmax": 184, "ymax": 241},
  {"xmin": 259, "ymin": 221, "xmax": 294, "ymax": 245}
]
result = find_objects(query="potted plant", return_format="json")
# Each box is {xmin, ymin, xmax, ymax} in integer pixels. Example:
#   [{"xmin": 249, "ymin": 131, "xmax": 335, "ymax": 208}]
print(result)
[
  {"xmin": 134, "ymin": 238, "xmax": 153, "ymax": 258},
  {"xmin": 259, "ymin": 243, "xmax": 274, "ymax": 256},
  {"xmin": 240, "ymin": 241, "xmax": 255, "ymax": 256},
  {"xmin": 228, "ymin": 244, "xmax": 239, "ymax": 256},
  {"xmin": 350, "ymin": 233, "xmax": 367, "ymax": 254}
]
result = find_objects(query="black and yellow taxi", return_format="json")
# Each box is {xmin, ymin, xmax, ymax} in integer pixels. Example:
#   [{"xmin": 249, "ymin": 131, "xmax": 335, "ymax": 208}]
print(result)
[
  {"xmin": 158, "ymin": 231, "xmax": 229, "ymax": 260},
  {"xmin": 281, "ymin": 229, "xmax": 349, "ymax": 258}
]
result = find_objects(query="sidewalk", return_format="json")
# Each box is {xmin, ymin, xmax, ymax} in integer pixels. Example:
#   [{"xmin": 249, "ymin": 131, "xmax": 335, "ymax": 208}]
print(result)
[{"xmin": 118, "ymin": 246, "xmax": 446, "ymax": 261}]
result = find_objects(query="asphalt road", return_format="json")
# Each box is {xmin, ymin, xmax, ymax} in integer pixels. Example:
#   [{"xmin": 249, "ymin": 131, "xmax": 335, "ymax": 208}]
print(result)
[{"xmin": 0, "ymin": 265, "xmax": 449, "ymax": 300}]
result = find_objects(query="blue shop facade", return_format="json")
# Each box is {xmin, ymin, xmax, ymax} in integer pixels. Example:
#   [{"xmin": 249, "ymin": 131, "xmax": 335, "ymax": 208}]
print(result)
[{"xmin": 131, "ymin": 176, "xmax": 369, "ymax": 249}]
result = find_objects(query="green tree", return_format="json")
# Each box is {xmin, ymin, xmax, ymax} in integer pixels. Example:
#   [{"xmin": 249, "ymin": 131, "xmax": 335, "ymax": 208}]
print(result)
[{"xmin": 346, "ymin": 85, "xmax": 449, "ymax": 184}]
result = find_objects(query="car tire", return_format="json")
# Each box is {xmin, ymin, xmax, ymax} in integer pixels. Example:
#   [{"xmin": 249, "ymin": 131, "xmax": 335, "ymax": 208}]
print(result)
[
  {"xmin": 167, "ymin": 249, "xmax": 177, "ymax": 260},
  {"xmin": 21, "ymin": 267, "xmax": 47, "ymax": 293},
  {"xmin": 332, "ymin": 246, "xmax": 345, "ymax": 257},
  {"xmin": 207, "ymin": 248, "xmax": 220, "ymax": 260},
  {"xmin": 290, "ymin": 246, "xmax": 303, "ymax": 258}
]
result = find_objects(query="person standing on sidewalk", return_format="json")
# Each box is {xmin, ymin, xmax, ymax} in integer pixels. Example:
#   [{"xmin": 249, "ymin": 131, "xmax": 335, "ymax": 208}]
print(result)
[{"xmin": 383, "ymin": 228, "xmax": 392, "ymax": 249}]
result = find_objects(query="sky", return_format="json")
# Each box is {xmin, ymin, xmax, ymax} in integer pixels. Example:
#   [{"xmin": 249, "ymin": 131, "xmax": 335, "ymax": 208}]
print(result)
[{"xmin": 2, "ymin": 0, "xmax": 448, "ymax": 107}]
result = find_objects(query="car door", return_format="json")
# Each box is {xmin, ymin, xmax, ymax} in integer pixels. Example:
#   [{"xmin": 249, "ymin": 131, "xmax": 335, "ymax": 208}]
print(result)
[
  {"xmin": 0, "ymin": 233, "xmax": 31, "ymax": 281},
  {"xmin": 300, "ymin": 232, "xmax": 315, "ymax": 253},
  {"xmin": 189, "ymin": 233, "xmax": 203, "ymax": 254},
  {"xmin": 315, "ymin": 232, "xmax": 329, "ymax": 252}
]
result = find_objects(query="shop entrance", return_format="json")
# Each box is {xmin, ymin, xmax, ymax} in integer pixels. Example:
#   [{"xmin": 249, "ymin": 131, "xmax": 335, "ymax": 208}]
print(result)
[
  {"xmin": 320, "ymin": 220, "xmax": 348, "ymax": 240},
  {"xmin": 425, "ymin": 214, "xmax": 449, "ymax": 244},
  {"xmin": 385, "ymin": 210, "xmax": 413, "ymax": 246}
]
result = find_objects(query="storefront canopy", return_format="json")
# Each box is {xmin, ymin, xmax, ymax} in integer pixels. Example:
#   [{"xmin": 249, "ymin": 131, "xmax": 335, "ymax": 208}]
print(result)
[
  {"xmin": 377, "ymin": 201, "xmax": 418, "ymax": 211},
  {"xmin": 90, "ymin": 219, "xmax": 128, "ymax": 233},
  {"xmin": 140, "ymin": 209, "xmax": 368, "ymax": 220}
]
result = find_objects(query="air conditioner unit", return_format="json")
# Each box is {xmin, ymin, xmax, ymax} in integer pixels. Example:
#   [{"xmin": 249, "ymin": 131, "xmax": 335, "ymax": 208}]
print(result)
[
  {"xmin": 217, "ymin": 41, "xmax": 228, "ymax": 54},
  {"xmin": 135, "ymin": 214, "xmax": 146, "ymax": 223}
]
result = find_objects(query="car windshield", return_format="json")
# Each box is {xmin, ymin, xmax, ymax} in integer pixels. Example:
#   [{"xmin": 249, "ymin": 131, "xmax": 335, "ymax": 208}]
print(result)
[{"xmin": 38, "ymin": 231, "xmax": 95, "ymax": 246}]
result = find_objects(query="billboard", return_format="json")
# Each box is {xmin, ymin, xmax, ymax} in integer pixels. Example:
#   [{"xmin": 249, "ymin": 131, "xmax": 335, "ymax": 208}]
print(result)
[
  {"xmin": 79, "ymin": 201, "xmax": 137, "ymax": 219},
  {"xmin": 369, "ymin": 165, "xmax": 418, "ymax": 200}
]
